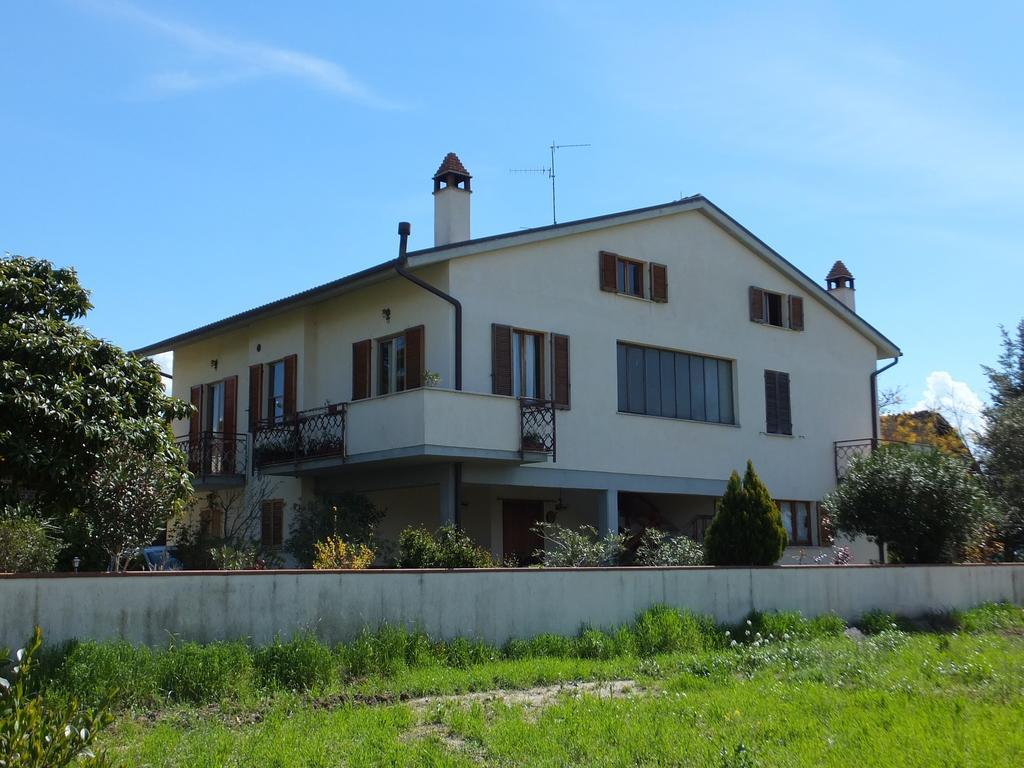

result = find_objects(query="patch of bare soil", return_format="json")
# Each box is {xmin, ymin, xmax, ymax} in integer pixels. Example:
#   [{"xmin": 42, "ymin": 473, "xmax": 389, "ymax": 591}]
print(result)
[{"xmin": 408, "ymin": 679, "xmax": 640, "ymax": 714}]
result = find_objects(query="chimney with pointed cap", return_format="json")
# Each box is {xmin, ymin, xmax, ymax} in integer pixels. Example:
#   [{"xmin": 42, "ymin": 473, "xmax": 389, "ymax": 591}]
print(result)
[
  {"xmin": 433, "ymin": 152, "xmax": 471, "ymax": 246},
  {"xmin": 826, "ymin": 260, "xmax": 856, "ymax": 311}
]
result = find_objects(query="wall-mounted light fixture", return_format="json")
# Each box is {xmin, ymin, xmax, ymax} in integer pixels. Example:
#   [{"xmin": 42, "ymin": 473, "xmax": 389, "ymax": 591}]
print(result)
[
  {"xmin": 210, "ymin": 359, "xmax": 218, "ymax": 370},
  {"xmin": 381, "ymin": 308, "xmax": 391, "ymax": 323}
]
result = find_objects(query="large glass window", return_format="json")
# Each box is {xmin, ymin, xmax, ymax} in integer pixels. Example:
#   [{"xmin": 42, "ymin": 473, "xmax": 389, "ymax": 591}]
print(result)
[
  {"xmin": 206, "ymin": 381, "xmax": 225, "ymax": 433},
  {"xmin": 267, "ymin": 360, "xmax": 285, "ymax": 424},
  {"xmin": 378, "ymin": 335, "xmax": 407, "ymax": 395},
  {"xmin": 615, "ymin": 257, "xmax": 643, "ymax": 297},
  {"xmin": 777, "ymin": 500, "xmax": 814, "ymax": 545},
  {"xmin": 616, "ymin": 342, "xmax": 734, "ymax": 424}
]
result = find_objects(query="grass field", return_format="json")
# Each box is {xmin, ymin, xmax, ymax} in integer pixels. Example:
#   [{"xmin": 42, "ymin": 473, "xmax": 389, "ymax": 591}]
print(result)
[{"xmin": 40, "ymin": 604, "xmax": 1024, "ymax": 766}]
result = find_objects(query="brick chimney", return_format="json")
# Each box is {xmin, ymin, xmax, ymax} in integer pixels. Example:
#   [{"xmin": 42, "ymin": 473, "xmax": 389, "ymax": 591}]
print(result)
[
  {"xmin": 433, "ymin": 152, "xmax": 471, "ymax": 247},
  {"xmin": 826, "ymin": 260, "xmax": 856, "ymax": 311}
]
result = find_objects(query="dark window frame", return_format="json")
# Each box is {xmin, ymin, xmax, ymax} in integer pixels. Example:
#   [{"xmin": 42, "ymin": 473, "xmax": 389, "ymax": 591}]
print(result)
[
  {"xmin": 615, "ymin": 256, "xmax": 645, "ymax": 298},
  {"xmin": 376, "ymin": 333, "xmax": 407, "ymax": 396},
  {"xmin": 777, "ymin": 499, "xmax": 814, "ymax": 546},
  {"xmin": 266, "ymin": 359, "xmax": 286, "ymax": 425},
  {"xmin": 511, "ymin": 328, "xmax": 545, "ymax": 400}
]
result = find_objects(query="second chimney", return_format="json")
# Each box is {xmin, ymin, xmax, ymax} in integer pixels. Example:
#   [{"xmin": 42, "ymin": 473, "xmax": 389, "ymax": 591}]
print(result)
[
  {"xmin": 433, "ymin": 152, "xmax": 471, "ymax": 246},
  {"xmin": 826, "ymin": 260, "xmax": 856, "ymax": 311}
]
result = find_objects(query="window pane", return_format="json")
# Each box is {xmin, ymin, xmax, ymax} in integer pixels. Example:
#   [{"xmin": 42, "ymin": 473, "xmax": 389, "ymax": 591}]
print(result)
[
  {"xmin": 379, "ymin": 342, "xmax": 391, "ymax": 395},
  {"xmin": 779, "ymin": 501, "xmax": 794, "ymax": 542},
  {"xmin": 525, "ymin": 334, "xmax": 539, "ymax": 399},
  {"xmin": 628, "ymin": 263, "xmax": 641, "ymax": 296},
  {"xmin": 659, "ymin": 350, "xmax": 676, "ymax": 418},
  {"xmin": 616, "ymin": 260, "xmax": 626, "ymax": 292},
  {"xmin": 512, "ymin": 332, "xmax": 522, "ymax": 398},
  {"xmin": 617, "ymin": 344, "xmax": 628, "ymax": 412},
  {"xmin": 674, "ymin": 354, "xmax": 691, "ymax": 420},
  {"xmin": 395, "ymin": 336, "xmax": 406, "ymax": 391},
  {"xmin": 271, "ymin": 362, "xmax": 285, "ymax": 398},
  {"xmin": 797, "ymin": 503, "xmax": 811, "ymax": 544},
  {"xmin": 207, "ymin": 382, "xmax": 225, "ymax": 432},
  {"xmin": 704, "ymin": 356, "xmax": 720, "ymax": 423},
  {"xmin": 689, "ymin": 355, "xmax": 705, "ymax": 421},
  {"xmin": 718, "ymin": 360, "xmax": 734, "ymax": 424},
  {"xmin": 626, "ymin": 345, "xmax": 645, "ymax": 413},
  {"xmin": 644, "ymin": 348, "xmax": 661, "ymax": 416}
]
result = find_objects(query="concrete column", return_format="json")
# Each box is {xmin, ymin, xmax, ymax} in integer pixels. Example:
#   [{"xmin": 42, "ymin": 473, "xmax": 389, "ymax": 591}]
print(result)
[
  {"xmin": 438, "ymin": 464, "xmax": 461, "ymax": 526},
  {"xmin": 597, "ymin": 488, "xmax": 619, "ymax": 537}
]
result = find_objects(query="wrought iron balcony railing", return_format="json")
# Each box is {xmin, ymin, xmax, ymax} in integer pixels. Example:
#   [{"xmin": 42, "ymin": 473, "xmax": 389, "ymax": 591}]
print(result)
[
  {"xmin": 834, "ymin": 438, "xmax": 934, "ymax": 481},
  {"xmin": 178, "ymin": 432, "xmax": 248, "ymax": 478},
  {"xmin": 520, "ymin": 398, "xmax": 556, "ymax": 460},
  {"xmin": 253, "ymin": 403, "xmax": 346, "ymax": 469}
]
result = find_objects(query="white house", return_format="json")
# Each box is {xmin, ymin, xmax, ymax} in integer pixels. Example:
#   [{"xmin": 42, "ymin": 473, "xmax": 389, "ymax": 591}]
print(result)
[{"xmin": 136, "ymin": 153, "xmax": 900, "ymax": 564}]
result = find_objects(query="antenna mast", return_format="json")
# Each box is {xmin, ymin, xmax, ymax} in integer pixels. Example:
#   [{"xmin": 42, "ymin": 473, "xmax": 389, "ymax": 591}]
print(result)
[{"xmin": 510, "ymin": 140, "xmax": 591, "ymax": 224}]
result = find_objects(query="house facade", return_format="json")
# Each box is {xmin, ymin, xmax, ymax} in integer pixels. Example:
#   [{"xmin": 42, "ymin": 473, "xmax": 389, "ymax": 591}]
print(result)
[{"xmin": 137, "ymin": 153, "xmax": 900, "ymax": 564}]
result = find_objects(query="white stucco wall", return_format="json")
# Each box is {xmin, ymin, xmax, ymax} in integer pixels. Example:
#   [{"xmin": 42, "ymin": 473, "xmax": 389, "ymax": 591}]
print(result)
[{"xmin": 2, "ymin": 566, "xmax": 1018, "ymax": 649}]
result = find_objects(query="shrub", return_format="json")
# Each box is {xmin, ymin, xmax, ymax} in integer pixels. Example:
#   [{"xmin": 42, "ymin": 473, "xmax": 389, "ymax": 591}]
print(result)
[
  {"xmin": 633, "ymin": 605, "xmax": 716, "ymax": 656},
  {"xmin": 54, "ymin": 641, "xmax": 159, "ymax": 709},
  {"xmin": 739, "ymin": 611, "xmax": 846, "ymax": 642},
  {"xmin": 858, "ymin": 610, "xmax": 901, "ymax": 635},
  {"xmin": 704, "ymin": 462, "xmax": 788, "ymax": 566},
  {"xmin": 824, "ymin": 444, "xmax": 998, "ymax": 563},
  {"xmin": 953, "ymin": 602, "xmax": 1024, "ymax": 633},
  {"xmin": 437, "ymin": 637, "xmax": 498, "ymax": 669},
  {"xmin": 1, "ymin": 627, "xmax": 115, "ymax": 768},
  {"xmin": 312, "ymin": 536, "xmax": 374, "ymax": 569},
  {"xmin": 342, "ymin": 626, "xmax": 411, "ymax": 678},
  {"xmin": 633, "ymin": 528, "xmax": 704, "ymax": 566},
  {"xmin": 575, "ymin": 628, "xmax": 618, "ymax": 660},
  {"xmin": 254, "ymin": 633, "xmax": 335, "ymax": 691},
  {"xmin": 287, "ymin": 494, "xmax": 384, "ymax": 567},
  {"xmin": 395, "ymin": 525, "xmax": 493, "ymax": 568},
  {"xmin": 155, "ymin": 641, "xmax": 252, "ymax": 703},
  {"xmin": 0, "ymin": 508, "xmax": 61, "ymax": 573},
  {"xmin": 532, "ymin": 522, "xmax": 625, "ymax": 567}
]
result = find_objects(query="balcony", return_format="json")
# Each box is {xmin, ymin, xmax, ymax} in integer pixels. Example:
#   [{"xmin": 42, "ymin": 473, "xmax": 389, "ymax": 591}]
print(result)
[
  {"xmin": 253, "ymin": 389, "xmax": 555, "ymax": 475},
  {"xmin": 834, "ymin": 438, "xmax": 934, "ymax": 481},
  {"xmin": 177, "ymin": 432, "xmax": 248, "ymax": 488}
]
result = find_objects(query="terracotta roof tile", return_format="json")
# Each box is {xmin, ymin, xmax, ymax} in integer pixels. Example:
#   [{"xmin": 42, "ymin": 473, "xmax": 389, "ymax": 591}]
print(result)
[
  {"xmin": 827, "ymin": 260, "xmax": 853, "ymax": 280},
  {"xmin": 433, "ymin": 152, "xmax": 471, "ymax": 179}
]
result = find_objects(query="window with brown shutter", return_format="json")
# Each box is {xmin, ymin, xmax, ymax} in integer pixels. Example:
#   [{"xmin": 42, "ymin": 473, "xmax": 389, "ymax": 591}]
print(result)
[
  {"xmin": 189, "ymin": 385, "xmax": 202, "ymax": 441},
  {"xmin": 788, "ymin": 295, "xmax": 804, "ymax": 331},
  {"xmin": 352, "ymin": 340, "xmax": 371, "ymax": 400},
  {"xmin": 764, "ymin": 370, "xmax": 792, "ymax": 435},
  {"xmin": 551, "ymin": 333, "xmax": 570, "ymax": 409},
  {"xmin": 283, "ymin": 354, "xmax": 298, "ymax": 419},
  {"xmin": 260, "ymin": 499, "xmax": 284, "ymax": 547},
  {"xmin": 222, "ymin": 376, "xmax": 238, "ymax": 435},
  {"xmin": 248, "ymin": 364, "xmax": 263, "ymax": 432},
  {"xmin": 599, "ymin": 251, "xmax": 617, "ymax": 292},
  {"xmin": 491, "ymin": 324, "xmax": 513, "ymax": 395},
  {"xmin": 749, "ymin": 286, "xmax": 765, "ymax": 323},
  {"xmin": 650, "ymin": 263, "xmax": 668, "ymax": 303},
  {"xmin": 404, "ymin": 325, "xmax": 425, "ymax": 389}
]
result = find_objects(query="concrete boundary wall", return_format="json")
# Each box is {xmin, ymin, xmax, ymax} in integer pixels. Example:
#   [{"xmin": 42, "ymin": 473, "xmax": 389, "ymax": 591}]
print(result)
[{"xmin": 2, "ymin": 565, "xmax": 1023, "ymax": 649}]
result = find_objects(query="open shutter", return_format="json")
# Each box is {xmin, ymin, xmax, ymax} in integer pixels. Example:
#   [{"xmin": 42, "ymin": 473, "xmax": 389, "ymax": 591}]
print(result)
[
  {"xmin": 283, "ymin": 354, "xmax": 298, "ymax": 419},
  {"xmin": 260, "ymin": 500, "xmax": 273, "ymax": 545},
  {"xmin": 248, "ymin": 364, "xmax": 263, "ymax": 433},
  {"xmin": 650, "ymin": 263, "xmax": 668, "ymax": 303},
  {"xmin": 552, "ymin": 333, "xmax": 570, "ymax": 409},
  {"xmin": 764, "ymin": 370, "xmax": 779, "ymax": 434},
  {"xmin": 599, "ymin": 251, "xmax": 617, "ymax": 292},
  {"xmin": 352, "ymin": 340, "xmax": 371, "ymax": 400},
  {"xmin": 189, "ymin": 385, "xmax": 203, "ymax": 440},
  {"xmin": 788, "ymin": 295, "xmax": 804, "ymax": 331},
  {"xmin": 404, "ymin": 325, "xmax": 425, "ymax": 389},
  {"xmin": 749, "ymin": 286, "xmax": 765, "ymax": 323},
  {"xmin": 491, "ymin": 324, "xmax": 513, "ymax": 395},
  {"xmin": 777, "ymin": 372, "xmax": 792, "ymax": 435}
]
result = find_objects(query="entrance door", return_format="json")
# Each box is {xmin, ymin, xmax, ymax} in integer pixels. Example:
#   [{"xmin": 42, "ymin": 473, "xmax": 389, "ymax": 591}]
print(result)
[{"xmin": 502, "ymin": 499, "xmax": 545, "ymax": 565}]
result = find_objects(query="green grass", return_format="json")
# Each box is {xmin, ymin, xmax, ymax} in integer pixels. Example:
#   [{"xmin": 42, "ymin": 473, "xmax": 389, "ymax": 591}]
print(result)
[{"xmin": 41, "ymin": 603, "xmax": 1024, "ymax": 766}]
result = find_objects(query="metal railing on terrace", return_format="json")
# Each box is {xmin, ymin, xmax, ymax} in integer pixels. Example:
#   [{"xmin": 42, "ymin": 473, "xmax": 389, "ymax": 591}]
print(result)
[
  {"xmin": 252, "ymin": 404, "xmax": 346, "ymax": 469},
  {"xmin": 177, "ymin": 432, "xmax": 248, "ymax": 478}
]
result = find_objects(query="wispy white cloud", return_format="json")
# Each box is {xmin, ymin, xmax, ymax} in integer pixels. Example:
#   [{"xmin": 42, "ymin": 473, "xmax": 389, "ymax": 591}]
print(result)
[
  {"xmin": 912, "ymin": 370, "xmax": 986, "ymax": 440},
  {"xmin": 79, "ymin": 0, "xmax": 398, "ymax": 108}
]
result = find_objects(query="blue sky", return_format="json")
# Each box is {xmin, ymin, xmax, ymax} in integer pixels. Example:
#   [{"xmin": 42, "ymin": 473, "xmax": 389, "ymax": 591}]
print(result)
[{"xmin": 3, "ymin": 1, "xmax": 1021, "ymax": 431}]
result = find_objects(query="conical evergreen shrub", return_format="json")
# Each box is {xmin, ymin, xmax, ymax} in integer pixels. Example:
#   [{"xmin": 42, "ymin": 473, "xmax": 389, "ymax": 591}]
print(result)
[{"xmin": 704, "ymin": 460, "xmax": 788, "ymax": 566}]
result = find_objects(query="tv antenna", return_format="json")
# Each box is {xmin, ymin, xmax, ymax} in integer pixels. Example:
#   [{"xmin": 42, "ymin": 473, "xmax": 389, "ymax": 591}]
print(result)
[{"xmin": 510, "ymin": 140, "xmax": 591, "ymax": 224}]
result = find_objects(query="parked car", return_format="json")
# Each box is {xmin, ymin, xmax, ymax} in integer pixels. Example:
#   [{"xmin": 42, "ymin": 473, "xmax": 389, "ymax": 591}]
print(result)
[{"xmin": 108, "ymin": 546, "xmax": 184, "ymax": 572}]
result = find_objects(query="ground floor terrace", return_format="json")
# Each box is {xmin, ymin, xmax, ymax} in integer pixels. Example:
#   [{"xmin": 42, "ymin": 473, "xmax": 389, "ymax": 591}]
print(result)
[{"xmin": 179, "ymin": 458, "xmax": 871, "ymax": 566}]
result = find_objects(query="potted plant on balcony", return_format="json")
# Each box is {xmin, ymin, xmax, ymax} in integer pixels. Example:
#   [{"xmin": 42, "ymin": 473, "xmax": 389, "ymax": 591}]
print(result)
[{"xmin": 522, "ymin": 430, "xmax": 546, "ymax": 452}]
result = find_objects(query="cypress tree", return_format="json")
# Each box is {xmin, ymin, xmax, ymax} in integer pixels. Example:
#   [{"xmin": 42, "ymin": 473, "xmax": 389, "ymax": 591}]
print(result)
[{"xmin": 704, "ymin": 460, "xmax": 788, "ymax": 566}]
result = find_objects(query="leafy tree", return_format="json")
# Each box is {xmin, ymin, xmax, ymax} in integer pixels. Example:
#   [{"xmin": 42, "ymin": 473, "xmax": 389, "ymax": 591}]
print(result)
[
  {"xmin": 0, "ymin": 505, "xmax": 61, "ymax": 573},
  {"xmin": 0, "ymin": 255, "xmax": 191, "ymax": 513},
  {"xmin": 633, "ymin": 528, "xmax": 704, "ymax": 566},
  {"xmin": 82, "ymin": 440, "xmax": 191, "ymax": 571},
  {"xmin": 979, "ymin": 320, "xmax": 1024, "ymax": 557},
  {"xmin": 881, "ymin": 410, "xmax": 972, "ymax": 458},
  {"xmin": 704, "ymin": 461, "xmax": 788, "ymax": 566},
  {"xmin": 396, "ymin": 525, "xmax": 494, "ymax": 568},
  {"xmin": 286, "ymin": 492, "xmax": 384, "ymax": 567},
  {"xmin": 824, "ymin": 445, "xmax": 997, "ymax": 563}
]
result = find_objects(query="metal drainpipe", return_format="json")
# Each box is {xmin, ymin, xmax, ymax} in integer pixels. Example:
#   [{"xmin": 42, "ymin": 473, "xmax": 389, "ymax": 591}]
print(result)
[
  {"xmin": 395, "ymin": 222, "xmax": 464, "ymax": 526},
  {"xmin": 869, "ymin": 355, "xmax": 899, "ymax": 565},
  {"xmin": 395, "ymin": 222, "xmax": 462, "ymax": 391}
]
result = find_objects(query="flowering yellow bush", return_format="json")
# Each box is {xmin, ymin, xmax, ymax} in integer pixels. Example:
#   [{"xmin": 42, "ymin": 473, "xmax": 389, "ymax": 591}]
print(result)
[{"xmin": 312, "ymin": 536, "xmax": 375, "ymax": 569}]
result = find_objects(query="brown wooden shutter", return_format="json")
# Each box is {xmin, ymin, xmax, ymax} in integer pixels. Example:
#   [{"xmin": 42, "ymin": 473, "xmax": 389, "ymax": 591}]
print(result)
[
  {"xmin": 599, "ymin": 251, "xmax": 617, "ymax": 292},
  {"xmin": 352, "ymin": 340, "xmax": 371, "ymax": 400},
  {"xmin": 491, "ymin": 324, "xmax": 513, "ymax": 395},
  {"xmin": 764, "ymin": 370, "xmax": 779, "ymax": 434},
  {"xmin": 749, "ymin": 286, "xmax": 765, "ymax": 323},
  {"xmin": 222, "ymin": 376, "xmax": 238, "ymax": 435},
  {"xmin": 404, "ymin": 325, "xmax": 425, "ymax": 389},
  {"xmin": 552, "ymin": 333, "xmax": 570, "ymax": 409},
  {"xmin": 650, "ymin": 263, "xmax": 668, "ymax": 302},
  {"xmin": 777, "ymin": 372, "xmax": 792, "ymax": 435},
  {"xmin": 788, "ymin": 295, "xmax": 804, "ymax": 331},
  {"xmin": 283, "ymin": 354, "xmax": 298, "ymax": 419},
  {"xmin": 260, "ymin": 500, "xmax": 273, "ymax": 545},
  {"xmin": 248, "ymin": 364, "xmax": 263, "ymax": 433},
  {"xmin": 189, "ymin": 385, "xmax": 203, "ymax": 440}
]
